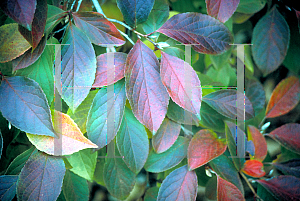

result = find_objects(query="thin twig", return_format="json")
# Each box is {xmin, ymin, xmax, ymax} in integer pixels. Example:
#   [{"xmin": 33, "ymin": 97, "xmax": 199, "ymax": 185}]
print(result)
[
  {"xmin": 240, "ymin": 172, "xmax": 262, "ymax": 200},
  {"xmin": 75, "ymin": 0, "xmax": 83, "ymax": 12},
  {"xmin": 91, "ymin": 0, "xmax": 106, "ymax": 17},
  {"xmin": 258, "ymin": 116, "xmax": 266, "ymax": 130},
  {"xmin": 70, "ymin": 0, "xmax": 77, "ymax": 10},
  {"xmin": 107, "ymin": 18, "xmax": 133, "ymax": 30},
  {"xmin": 118, "ymin": 29, "xmax": 134, "ymax": 45}
]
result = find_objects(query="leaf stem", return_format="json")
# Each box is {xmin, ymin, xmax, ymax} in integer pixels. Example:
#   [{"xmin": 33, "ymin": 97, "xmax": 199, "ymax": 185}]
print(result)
[
  {"xmin": 118, "ymin": 29, "xmax": 135, "ymax": 45},
  {"xmin": 75, "ymin": 0, "xmax": 83, "ymax": 12},
  {"xmin": 258, "ymin": 116, "xmax": 266, "ymax": 130},
  {"xmin": 240, "ymin": 172, "xmax": 261, "ymax": 200},
  {"xmin": 91, "ymin": 0, "xmax": 106, "ymax": 18},
  {"xmin": 107, "ymin": 18, "xmax": 133, "ymax": 31}
]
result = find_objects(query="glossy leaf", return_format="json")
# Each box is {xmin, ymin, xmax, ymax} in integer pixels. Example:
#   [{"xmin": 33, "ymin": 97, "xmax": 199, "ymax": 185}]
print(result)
[
  {"xmin": 18, "ymin": 0, "xmax": 47, "ymax": 49},
  {"xmin": 203, "ymin": 89, "xmax": 254, "ymax": 120},
  {"xmin": 242, "ymin": 160, "xmax": 265, "ymax": 177},
  {"xmin": 66, "ymin": 148, "xmax": 97, "ymax": 181},
  {"xmin": 152, "ymin": 118, "xmax": 181, "ymax": 154},
  {"xmin": 160, "ymin": 52, "xmax": 202, "ymax": 117},
  {"xmin": 157, "ymin": 13, "xmax": 233, "ymax": 54},
  {"xmin": 144, "ymin": 187, "xmax": 159, "ymax": 201},
  {"xmin": 0, "ymin": 175, "xmax": 18, "ymax": 201},
  {"xmin": 103, "ymin": 149, "xmax": 136, "ymax": 200},
  {"xmin": 266, "ymin": 76, "xmax": 300, "ymax": 118},
  {"xmin": 245, "ymin": 78, "xmax": 266, "ymax": 116},
  {"xmin": 0, "ymin": 130, "xmax": 2, "ymax": 160},
  {"xmin": 247, "ymin": 125, "xmax": 267, "ymax": 161},
  {"xmin": 209, "ymin": 155, "xmax": 244, "ymax": 194},
  {"xmin": 144, "ymin": 137, "xmax": 189, "ymax": 173},
  {"xmin": 116, "ymin": 107, "xmax": 149, "ymax": 174},
  {"xmin": 62, "ymin": 170, "xmax": 89, "ymax": 201},
  {"xmin": 87, "ymin": 79, "xmax": 126, "ymax": 149},
  {"xmin": 16, "ymin": 40, "xmax": 54, "ymax": 104},
  {"xmin": 217, "ymin": 176, "xmax": 245, "ymax": 201},
  {"xmin": 26, "ymin": 110, "xmax": 98, "ymax": 156},
  {"xmin": 67, "ymin": 90, "xmax": 98, "ymax": 134},
  {"xmin": 0, "ymin": 23, "xmax": 31, "ymax": 63},
  {"xmin": 17, "ymin": 150, "xmax": 66, "ymax": 201},
  {"xmin": 125, "ymin": 40, "xmax": 169, "ymax": 132},
  {"xmin": 206, "ymin": 0, "xmax": 239, "ymax": 23},
  {"xmin": 199, "ymin": 102, "xmax": 226, "ymax": 132},
  {"xmin": 45, "ymin": 5, "xmax": 67, "ymax": 34},
  {"xmin": 72, "ymin": 12, "xmax": 125, "ymax": 46},
  {"xmin": 0, "ymin": 76, "xmax": 56, "ymax": 137},
  {"xmin": 93, "ymin": 52, "xmax": 127, "ymax": 87},
  {"xmin": 267, "ymin": 123, "xmax": 300, "ymax": 154},
  {"xmin": 273, "ymin": 159, "xmax": 300, "ymax": 178},
  {"xmin": 0, "ymin": 0, "xmax": 36, "ymax": 30},
  {"xmin": 188, "ymin": 129, "xmax": 227, "ymax": 170},
  {"xmin": 257, "ymin": 175, "xmax": 300, "ymax": 201},
  {"xmin": 252, "ymin": 6, "xmax": 290, "ymax": 76},
  {"xmin": 157, "ymin": 165, "xmax": 197, "ymax": 201},
  {"xmin": 12, "ymin": 36, "xmax": 46, "ymax": 71},
  {"xmin": 61, "ymin": 23, "xmax": 96, "ymax": 112},
  {"xmin": 237, "ymin": 0, "xmax": 266, "ymax": 14},
  {"xmin": 117, "ymin": 0, "xmax": 155, "ymax": 27}
]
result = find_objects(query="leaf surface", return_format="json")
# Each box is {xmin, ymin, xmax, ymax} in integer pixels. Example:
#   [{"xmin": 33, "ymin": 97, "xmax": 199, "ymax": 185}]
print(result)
[
  {"xmin": 237, "ymin": 0, "xmax": 266, "ymax": 14},
  {"xmin": 144, "ymin": 187, "xmax": 159, "ymax": 201},
  {"xmin": 265, "ymin": 76, "xmax": 300, "ymax": 118},
  {"xmin": 157, "ymin": 165, "xmax": 197, "ymax": 201},
  {"xmin": 188, "ymin": 129, "xmax": 227, "ymax": 170},
  {"xmin": 199, "ymin": 102, "xmax": 226, "ymax": 132},
  {"xmin": 160, "ymin": 52, "xmax": 202, "ymax": 117},
  {"xmin": 0, "ymin": 130, "xmax": 2, "ymax": 160},
  {"xmin": 245, "ymin": 78, "xmax": 265, "ymax": 115},
  {"xmin": 273, "ymin": 159, "xmax": 300, "ymax": 178},
  {"xmin": 125, "ymin": 40, "xmax": 169, "ymax": 132},
  {"xmin": 206, "ymin": 0, "xmax": 239, "ymax": 23},
  {"xmin": 17, "ymin": 150, "xmax": 65, "ymax": 201},
  {"xmin": 157, "ymin": 13, "xmax": 233, "ymax": 54},
  {"xmin": 0, "ymin": 76, "xmax": 56, "ymax": 137},
  {"xmin": 45, "ymin": 5, "xmax": 67, "ymax": 34},
  {"xmin": 252, "ymin": 6, "xmax": 290, "ymax": 76},
  {"xmin": 242, "ymin": 160, "xmax": 265, "ymax": 177},
  {"xmin": 247, "ymin": 125, "xmax": 267, "ymax": 161},
  {"xmin": 26, "ymin": 110, "xmax": 98, "ymax": 156},
  {"xmin": 217, "ymin": 176, "xmax": 245, "ymax": 201},
  {"xmin": 0, "ymin": 175, "xmax": 18, "ymax": 201},
  {"xmin": 73, "ymin": 12, "xmax": 125, "ymax": 46}
]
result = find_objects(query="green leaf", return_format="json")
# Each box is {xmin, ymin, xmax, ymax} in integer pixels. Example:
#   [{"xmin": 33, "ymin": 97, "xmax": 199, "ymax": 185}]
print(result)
[
  {"xmin": 245, "ymin": 78, "xmax": 265, "ymax": 116},
  {"xmin": 116, "ymin": 107, "xmax": 149, "ymax": 174},
  {"xmin": 0, "ymin": 175, "xmax": 18, "ymax": 201},
  {"xmin": 236, "ymin": 0, "xmax": 266, "ymax": 14},
  {"xmin": 199, "ymin": 102, "xmax": 226, "ymax": 132},
  {"xmin": 63, "ymin": 170, "xmax": 89, "ymax": 201},
  {"xmin": 66, "ymin": 149, "xmax": 97, "ymax": 182},
  {"xmin": 162, "ymin": 47, "xmax": 185, "ymax": 60},
  {"xmin": 93, "ymin": 148, "xmax": 106, "ymax": 186},
  {"xmin": 45, "ymin": 5, "xmax": 66, "ymax": 34},
  {"xmin": 144, "ymin": 136, "xmax": 189, "ymax": 173},
  {"xmin": 144, "ymin": 187, "xmax": 159, "ymax": 201},
  {"xmin": 0, "ymin": 130, "xmax": 2, "ymax": 160},
  {"xmin": 17, "ymin": 150, "xmax": 66, "ymax": 201},
  {"xmin": 209, "ymin": 47, "xmax": 232, "ymax": 70}
]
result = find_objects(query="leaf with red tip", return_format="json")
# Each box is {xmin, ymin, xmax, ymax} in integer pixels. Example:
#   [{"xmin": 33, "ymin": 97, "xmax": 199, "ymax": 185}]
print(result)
[
  {"xmin": 206, "ymin": 0, "xmax": 240, "ymax": 23},
  {"xmin": 188, "ymin": 129, "xmax": 227, "ymax": 170},
  {"xmin": 247, "ymin": 125, "xmax": 267, "ymax": 161},
  {"xmin": 18, "ymin": 0, "xmax": 47, "ymax": 49},
  {"xmin": 157, "ymin": 13, "xmax": 233, "ymax": 54},
  {"xmin": 93, "ymin": 52, "xmax": 127, "ymax": 87},
  {"xmin": 125, "ymin": 40, "xmax": 169, "ymax": 132},
  {"xmin": 152, "ymin": 118, "xmax": 181, "ymax": 154},
  {"xmin": 267, "ymin": 123, "xmax": 300, "ymax": 154},
  {"xmin": 217, "ymin": 176, "xmax": 245, "ymax": 201},
  {"xmin": 73, "ymin": 12, "xmax": 125, "ymax": 46},
  {"xmin": 242, "ymin": 160, "xmax": 265, "ymax": 178},
  {"xmin": 266, "ymin": 76, "xmax": 300, "ymax": 118},
  {"xmin": 157, "ymin": 165, "xmax": 198, "ymax": 201},
  {"xmin": 257, "ymin": 175, "xmax": 300, "ymax": 201},
  {"xmin": 0, "ymin": 0, "xmax": 36, "ymax": 31},
  {"xmin": 26, "ymin": 110, "xmax": 98, "ymax": 156},
  {"xmin": 160, "ymin": 52, "xmax": 202, "ymax": 117}
]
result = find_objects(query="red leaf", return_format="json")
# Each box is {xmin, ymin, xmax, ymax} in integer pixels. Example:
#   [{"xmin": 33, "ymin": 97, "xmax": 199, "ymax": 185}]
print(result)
[
  {"xmin": 267, "ymin": 123, "xmax": 300, "ymax": 154},
  {"xmin": 160, "ymin": 52, "xmax": 202, "ymax": 117},
  {"xmin": 18, "ymin": 0, "xmax": 47, "ymax": 49},
  {"xmin": 73, "ymin": 12, "xmax": 125, "ymax": 46},
  {"xmin": 266, "ymin": 76, "xmax": 300, "ymax": 118},
  {"xmin": 12, "ymin": 36, "xmax": 46, "ymax": 71},
  {"xmin": 93, "ymin": 52, "xmax": 127, "ymax": 88},
  {"xmin": 157, "ymin": 165, "xmax": 198, "ymax": 201},
  {"xmin": 217, "ymin": 176, "xmax": 245, "ymax": 201},
  {"xmin": 188, "ymin": 129, "xmax": 227, "ymax": 170},
  {"xmin": 257, "ymin": 175, "xmax": 300, "ymax": 201},
  {"xmin": 152, "ymin": 118, "xmax": 181, "ymax": 154},
  {"xmin": 242, "ymin": 160, "xmax": 265, "ymax": 178},
  {"xmin": 247, "ymin": 125, "xmax": 267, "ymax": 161},
  {"xmin": 206, "ymin": 0, "xmax": 240, "ymax": 23},
  {"xmin": 0, "ymin": 0, "xmax": 36, "ymax": 31},
  {"xmin": 125, "ymin": 40, "xmax": 169, "ymax": 132},
  {"xmin": 157, "ymin": 13, "xmax": 233, "ymax": 54}
]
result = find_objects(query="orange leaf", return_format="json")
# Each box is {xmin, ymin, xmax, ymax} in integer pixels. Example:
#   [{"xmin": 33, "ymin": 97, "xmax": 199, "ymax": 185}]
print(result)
[
  {"xmin": 217, "ymin": 176, "xmax": 245, "ymax": 201},
  {"xmin": 242, "ymin": 160, "xmax": 265, "ymax": 178},
  {"xmin": 247, "ymin": 125, "xmax": 267, "ymax": 161},
  {"xmin": 27, "ymin": 110, "xmax": 98, "ymax": 156}
]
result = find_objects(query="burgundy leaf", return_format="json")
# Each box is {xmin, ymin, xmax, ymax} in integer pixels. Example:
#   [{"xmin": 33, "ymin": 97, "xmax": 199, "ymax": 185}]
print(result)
[
  {"xmin": 125, "ymin": 40, "xmax": 169, "ymax": 132},
  {"xmin": 273, "ymin": 159, "xmax": 300, "ymax": 178},
  {"xmin": 0, "ymin": 0, "xmax": 36, "ymax": 31},
  {"xmin": 160, "ymin": 52, "xmax": 202, "ymax": 117},
  {"xmin": 206, "ymin": 0, "xmax": 240, "ymax": 23},
  {"xmin": 93, "ymin": 52, "xmax": 127, "ymax": 88},
  {"xmin": 217, "ymin": 176, "xmax": 245, "ymax": 201},
  {"xmin": 257, "ymin": 175, "xmax": 300, "ymax": 201},
  {"xmin": 73, "ymin": 12, "xmax": 125, "ymax": 46},
  {"xmin": 157, "ymin": 13, "xmax": 233, "ymax": 54}
]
